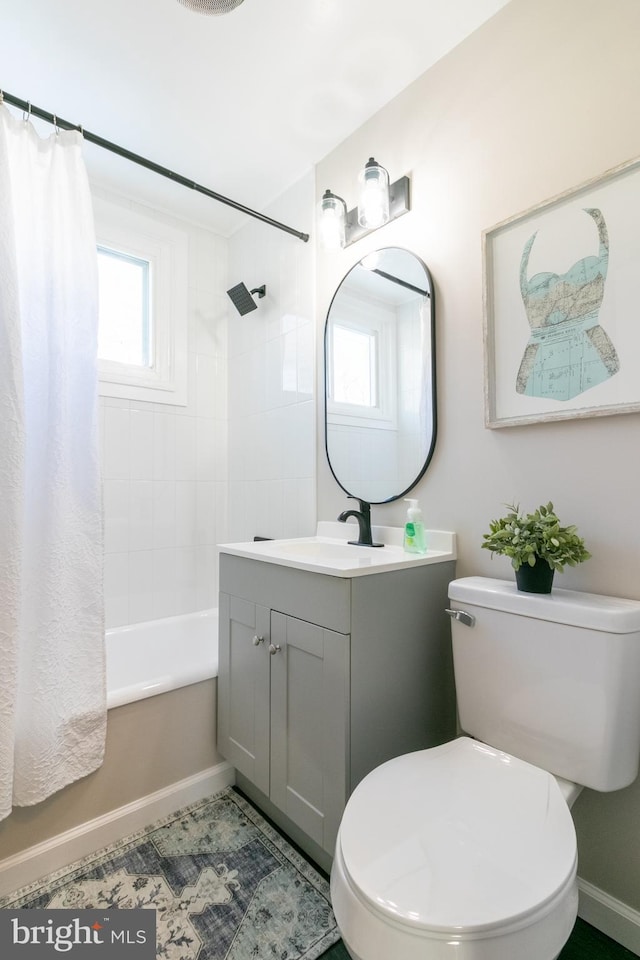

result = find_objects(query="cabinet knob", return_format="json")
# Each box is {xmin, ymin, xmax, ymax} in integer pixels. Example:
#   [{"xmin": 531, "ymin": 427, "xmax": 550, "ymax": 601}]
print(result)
[
  {"xmin": 269, "ymin": 643, "xmax": 281, "ymax": 656},
  {"xmin": 252, "ymin": 635, "xmax": 264, "ymax": 646}
]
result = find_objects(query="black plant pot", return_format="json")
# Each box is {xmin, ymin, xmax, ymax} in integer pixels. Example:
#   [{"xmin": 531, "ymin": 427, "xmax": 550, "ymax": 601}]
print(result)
[{"xmin": 515, "ymin": 558, "xmax": 555, "ymax": 594}]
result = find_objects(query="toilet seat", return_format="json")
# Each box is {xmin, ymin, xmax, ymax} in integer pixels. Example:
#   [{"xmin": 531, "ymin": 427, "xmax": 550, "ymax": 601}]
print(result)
[{"xmin": 338, "ymin": 737, "xmax": 577, "ymax": 936}]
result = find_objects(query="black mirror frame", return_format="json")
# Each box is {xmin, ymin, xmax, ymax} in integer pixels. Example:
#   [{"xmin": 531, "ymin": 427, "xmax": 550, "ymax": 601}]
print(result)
[{"xmin": 323, "ymin": 247, "xmax": 437, "ymax": 504}]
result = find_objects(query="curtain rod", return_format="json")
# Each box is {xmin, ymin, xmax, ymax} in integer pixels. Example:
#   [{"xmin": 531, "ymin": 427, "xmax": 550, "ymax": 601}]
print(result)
[{"xmin": 0, "ymin": 90, "xmax": 310, "ymax": 243}]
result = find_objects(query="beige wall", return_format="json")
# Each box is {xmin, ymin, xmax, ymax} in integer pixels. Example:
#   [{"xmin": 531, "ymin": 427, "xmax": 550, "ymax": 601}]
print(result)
[
  {"xmin": 316, "ymin": 0, "xmax": 640, "ymax": 916},
  {"xmin": 0, "ymin": 680, "xmax": 221, "ymax": 862}
]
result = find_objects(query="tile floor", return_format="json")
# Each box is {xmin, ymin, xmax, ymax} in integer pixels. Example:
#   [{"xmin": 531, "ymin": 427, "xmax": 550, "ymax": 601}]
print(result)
[{"xmin": 321, "ymin": 919, "xmax": 638, "ymax": 959}]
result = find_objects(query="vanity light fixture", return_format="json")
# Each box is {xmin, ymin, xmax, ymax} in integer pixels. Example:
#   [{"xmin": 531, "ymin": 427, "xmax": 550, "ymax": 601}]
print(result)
[{"xmin": 318, "ymin": 157, "xmax": 410, "ymax": 250}]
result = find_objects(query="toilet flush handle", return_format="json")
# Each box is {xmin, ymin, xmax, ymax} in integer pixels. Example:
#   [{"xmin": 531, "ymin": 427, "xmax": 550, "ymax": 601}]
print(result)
[{"xmin": 445, "ymin": 608, "xmax": 476, "ymax": 628}]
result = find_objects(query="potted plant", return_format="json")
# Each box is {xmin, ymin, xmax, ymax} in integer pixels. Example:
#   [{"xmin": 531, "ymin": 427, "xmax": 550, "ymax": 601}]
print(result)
[{"xmin": 481, "ymin": 501, "xmax": 591, "ymax": 593}]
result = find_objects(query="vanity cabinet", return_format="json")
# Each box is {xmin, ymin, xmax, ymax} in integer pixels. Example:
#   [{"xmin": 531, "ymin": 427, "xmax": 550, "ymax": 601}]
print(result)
[{"xmin": 218, "ymin": 551, "xmax": 456, "ymax": 864}]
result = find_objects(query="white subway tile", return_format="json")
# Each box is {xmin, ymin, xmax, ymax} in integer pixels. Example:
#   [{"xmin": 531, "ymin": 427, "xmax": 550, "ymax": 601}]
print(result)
[
  {"xmin": 195, "ymin": 354, "xmax": 217, "ymax": 418},
  {"xmin": 175, "ymin": 481, "xmax": 198, "ymax": 547},
  {"xmin": 128, "ymin": 551, "xmax": 155, "ymax": 624},
  {"xmin": 183, "ymin": 352, "xmax": 199, "ymax": 417},
  {"xmin": 152, "ymin": 481, "xmax": 176, "ymax": 549},
  {"xmin": 228, "ymin": 354, "xmax": 249, "ymax": 420},
  {"xmin": 153, "ymin": 413, "xmax": 177, "ymax": 481},
  {"xmin": 130, "ymin": 409, "xmax": 154, "ymax": 480},
  {"xmin": 175, "ymin": 547, "xmax": 199, "ymax": 614},
  {"xmin": 196, "ymin": 545, "xmax": 217, "ymax": 611},
  {"xmin": 265, "ymin": 337, "xmax": 285, "ymax": 409},
  {"xmin": 213, "ymin": 419, "xmax": 228, "ymax": 483},
  {"xmin": 247, "ymin": 346, "xmax": 267, "ymax": 415},
  {"xmin": 104, "ymin": 552, "xmax": 129, "ymax": 628},
  {"xmin": 129, "ymin": 480, "xmax": 155, "ymax": 551},
  {"xmin": 213, "ymin": 354, "xmax": 228, "ymax": 419},
  {"xmin": 98, "ymin": 400, "xmax": 106, "ymax": 468},
  {"xmin": 214, "ymin": 481, "xmax": 229, "ymax": 545},
  {"xmin": 191, "ymin": 288, "xmax": 218, "ymax": 358},
  {"xmin": 152, "ymin": 548, "xmax": 178, "ymax": 619},
  {"xmin": 175, "ymin": 416, "xmax": 197, "ymax": 481},
  {"xmin": 103, "ymin": 479, "xmax": 129, "ymax": 554},
  {"xmin": 196, "ymin": 481, "xmax": 215, "ymax": 545},
  {"xmin": 262, "ymin": 480, "xmax": 284, "ymax": 538},
  {"xmin": 292, "ymin": 401, "xmax": 315, "ymax": 478},
  {"xmin": 196, "ymin": 417, "xmax": 216, "ymax": 481},
  {"xmin": 297, "ymin": 320, "xmax": 315, "ymax": 400},
  {"xmin": 283, "ymin": 329, "xmax": 299, "ymax": 403},
  {"xmin": 103, "ymin": 406, "xmax": 130, "ymax": 479}
]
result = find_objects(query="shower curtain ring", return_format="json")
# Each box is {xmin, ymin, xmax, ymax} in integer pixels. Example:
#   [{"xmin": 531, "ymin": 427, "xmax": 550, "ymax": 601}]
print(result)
[{"xmin": 23, "ymin": 101, "xmax": 31, "ymax": 122}]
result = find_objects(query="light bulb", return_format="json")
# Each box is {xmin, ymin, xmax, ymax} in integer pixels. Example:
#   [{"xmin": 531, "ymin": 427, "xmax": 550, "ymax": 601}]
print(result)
[
  {"xmin": 357, "ymin": 158, "xmax": 390, "ymax": 229},
  {"xmin": 318, "ymin": 189, "xmax": 347, "ymax": 250}
]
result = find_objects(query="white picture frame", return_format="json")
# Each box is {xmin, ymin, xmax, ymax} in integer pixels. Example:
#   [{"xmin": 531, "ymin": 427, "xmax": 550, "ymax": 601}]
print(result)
[{"xmin": 483, "ymin": 156, "xmax": 640, "ymax": 428}]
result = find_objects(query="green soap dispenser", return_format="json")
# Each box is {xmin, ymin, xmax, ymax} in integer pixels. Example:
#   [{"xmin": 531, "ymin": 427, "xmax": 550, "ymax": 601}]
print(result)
[{"xmin": 403, "ymin": 498, "xmax": 427, "ymax": 554}]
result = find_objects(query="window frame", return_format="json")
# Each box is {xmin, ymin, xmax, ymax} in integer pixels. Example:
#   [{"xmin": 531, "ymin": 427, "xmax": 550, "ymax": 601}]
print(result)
[{"xmin": 93, "ymin": 193, "xmax": 188, "ymax": 406}]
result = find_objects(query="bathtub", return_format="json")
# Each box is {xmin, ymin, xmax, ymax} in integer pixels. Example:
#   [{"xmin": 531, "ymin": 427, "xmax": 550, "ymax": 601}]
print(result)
[
  {"xmin": 106, "ymin": 608, "xmax": 218, "ymax": 709},
  {"xmin": 0, "ymin": 607, "xmax": 226, "ymax": 889}
]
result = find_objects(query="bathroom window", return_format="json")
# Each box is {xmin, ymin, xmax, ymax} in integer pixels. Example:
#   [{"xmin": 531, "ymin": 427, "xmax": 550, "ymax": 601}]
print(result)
[
  {"xmin": 93, "ymin": 192, "xmax": 188, "ymax": 405},
  {"xmin": 97, "ymin": 247, "xmax": 151, "ymax": 368}
]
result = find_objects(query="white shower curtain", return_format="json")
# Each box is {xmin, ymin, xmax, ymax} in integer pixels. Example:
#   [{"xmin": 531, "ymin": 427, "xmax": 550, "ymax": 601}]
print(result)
[{"xmin": 0, "ymin": 105, "xmax": 106, "ymax": 820}]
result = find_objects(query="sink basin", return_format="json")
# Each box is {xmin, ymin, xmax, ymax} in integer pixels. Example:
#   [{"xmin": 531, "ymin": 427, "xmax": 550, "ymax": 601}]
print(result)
[
  {"xmin": 218, "ymin": 525, "xmax": 456, "ymax": 578},
  {"xmin": 272, "ymin": 539, "xmax": 383, "ymax": 561}
]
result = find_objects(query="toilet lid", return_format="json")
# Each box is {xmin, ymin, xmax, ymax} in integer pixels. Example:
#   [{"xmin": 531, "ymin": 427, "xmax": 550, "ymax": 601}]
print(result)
[{"xmin": 339, "ymin": 737, "xmax": 577, "ymax": 934}]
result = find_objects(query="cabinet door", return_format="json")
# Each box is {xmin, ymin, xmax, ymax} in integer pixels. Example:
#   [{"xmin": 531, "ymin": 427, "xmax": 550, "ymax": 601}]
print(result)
[
  {"xmin": 269, "ymin": 612, "xmax": 349, "ymax": 855},
  {"xmin": 218, "ymin": 592, "xmax": 270, "ymax": 794}
]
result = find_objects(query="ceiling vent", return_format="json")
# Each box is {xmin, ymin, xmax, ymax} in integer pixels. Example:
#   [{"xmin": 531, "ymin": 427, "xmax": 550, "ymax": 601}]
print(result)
[{"xmin": 177, "ymin": 0, "xmax": 244, "ymax": 15}]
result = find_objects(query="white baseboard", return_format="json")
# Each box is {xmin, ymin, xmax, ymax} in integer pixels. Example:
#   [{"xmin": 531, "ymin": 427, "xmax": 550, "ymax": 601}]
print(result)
[
  {"xmin": 0, "ymin": 761, "xmax": 235, "ymax": 899},
  {"xmin": 578, "ymin": 876, "xmax": 640, "ymax": 956}
]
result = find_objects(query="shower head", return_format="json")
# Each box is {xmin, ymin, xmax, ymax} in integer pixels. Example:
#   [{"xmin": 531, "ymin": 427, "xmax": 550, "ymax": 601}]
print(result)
[
  {"xmin": 177, "ymin": 0, "xmax": 245, "ymax": 13},
  {"xmin": 226, "ymin": 282, "xmax": 266, "ymax": 316}
]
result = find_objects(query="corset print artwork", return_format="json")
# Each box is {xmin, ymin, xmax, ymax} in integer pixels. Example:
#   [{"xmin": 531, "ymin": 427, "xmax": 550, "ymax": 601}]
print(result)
[{"xmin": 516, "ymin": 207, "xmax": 620, "ymax": 401}]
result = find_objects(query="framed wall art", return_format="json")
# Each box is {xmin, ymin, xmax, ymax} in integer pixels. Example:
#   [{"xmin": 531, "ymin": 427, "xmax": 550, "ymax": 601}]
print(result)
[{"xmin": 483, "ymin": 156, "xmax": 640, "ymax": 427}]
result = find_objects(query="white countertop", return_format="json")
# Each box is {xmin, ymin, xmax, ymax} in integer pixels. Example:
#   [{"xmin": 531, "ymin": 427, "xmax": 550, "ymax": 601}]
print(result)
[{"xmin": 218, "ymin": 522, "xmax": 457, "ymax": 578}]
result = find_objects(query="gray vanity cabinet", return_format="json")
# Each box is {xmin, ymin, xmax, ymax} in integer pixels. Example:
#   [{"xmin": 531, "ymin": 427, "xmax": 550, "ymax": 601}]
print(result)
[
  {"xmin": 269, "ymin": 612, "xmax": 349, "ymax": 848},
  {"xmin": 218, "ymin": 551, "xmax": 456, "ymax": 866},
  {"xmin": 217, "ymin": 594, "xmax": 271, "ymax": 795},
  {"xmin": 218, "ymin": 588, "xmax": 348, "ymax": 853}
]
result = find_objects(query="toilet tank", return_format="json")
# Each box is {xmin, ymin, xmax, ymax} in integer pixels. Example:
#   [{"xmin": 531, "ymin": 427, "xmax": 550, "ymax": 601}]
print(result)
[{"xmin": 447, "ymin": 577, "xmax": 640, "ymax": 792}]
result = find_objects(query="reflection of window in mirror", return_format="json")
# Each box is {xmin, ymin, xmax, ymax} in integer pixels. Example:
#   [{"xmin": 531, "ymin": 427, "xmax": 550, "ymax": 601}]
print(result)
[
  {"xmin": 327, "ymin": 302, "xmax": 396, "ymax": 429},
  {"xmin": 330, "ymin": 323, "xmax": 378, "ymax": 408}
]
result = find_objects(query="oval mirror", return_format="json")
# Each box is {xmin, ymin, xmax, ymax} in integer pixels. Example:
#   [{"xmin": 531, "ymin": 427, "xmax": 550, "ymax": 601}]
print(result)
[{"xmin": 324, "ymin": 247, "xmax": 436, "ymax": 504}]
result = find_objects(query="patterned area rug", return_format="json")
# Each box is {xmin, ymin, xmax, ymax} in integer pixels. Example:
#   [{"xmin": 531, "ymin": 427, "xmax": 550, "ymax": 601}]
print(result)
[{"xmin": 0, "ymin": 787, "xmax": 339, "ymax": 960}]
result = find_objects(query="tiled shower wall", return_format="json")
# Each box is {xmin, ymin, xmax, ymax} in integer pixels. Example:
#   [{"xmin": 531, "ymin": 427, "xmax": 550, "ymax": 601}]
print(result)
[
  {"xmin": 100, "ymin": 173, "xmax": 315, "ymax": 627},
  {"xmin": 226, "ymin": 173, "xmax": 316, "ymax": 542},
  {"xmin": 99, "ymin": 193, "xmax": 229, "ymax": 628}
]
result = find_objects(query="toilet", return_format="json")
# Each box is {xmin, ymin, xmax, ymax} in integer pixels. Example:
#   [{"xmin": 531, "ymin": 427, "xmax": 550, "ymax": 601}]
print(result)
[{"xmin": 331, "ymin": 577, "xmax": 640, "ymax": 960}]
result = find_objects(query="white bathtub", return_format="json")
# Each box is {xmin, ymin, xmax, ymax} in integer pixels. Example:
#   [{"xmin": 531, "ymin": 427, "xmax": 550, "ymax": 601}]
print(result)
[{"xmin": 106, "ymin": 609, "xmax": 218, "ymax": 709}]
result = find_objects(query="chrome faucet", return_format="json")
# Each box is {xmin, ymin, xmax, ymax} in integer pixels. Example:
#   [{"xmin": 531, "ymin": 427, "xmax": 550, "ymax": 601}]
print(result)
[{"xmin": 337, "ymin": 497, "xmax": 383, "ymax": 547}]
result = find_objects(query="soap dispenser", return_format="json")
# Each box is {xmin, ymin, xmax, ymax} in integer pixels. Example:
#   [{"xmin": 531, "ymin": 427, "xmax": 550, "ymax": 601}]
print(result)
[{"xmin": 403, "ymin": 498, "xmax": 427, "ymax": 554}]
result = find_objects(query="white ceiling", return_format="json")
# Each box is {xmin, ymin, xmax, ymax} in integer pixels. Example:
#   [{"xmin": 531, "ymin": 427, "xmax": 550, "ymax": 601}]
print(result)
[{"xmin": 2, "ymin": 0, "xmax": 509, "ymax": 237}]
